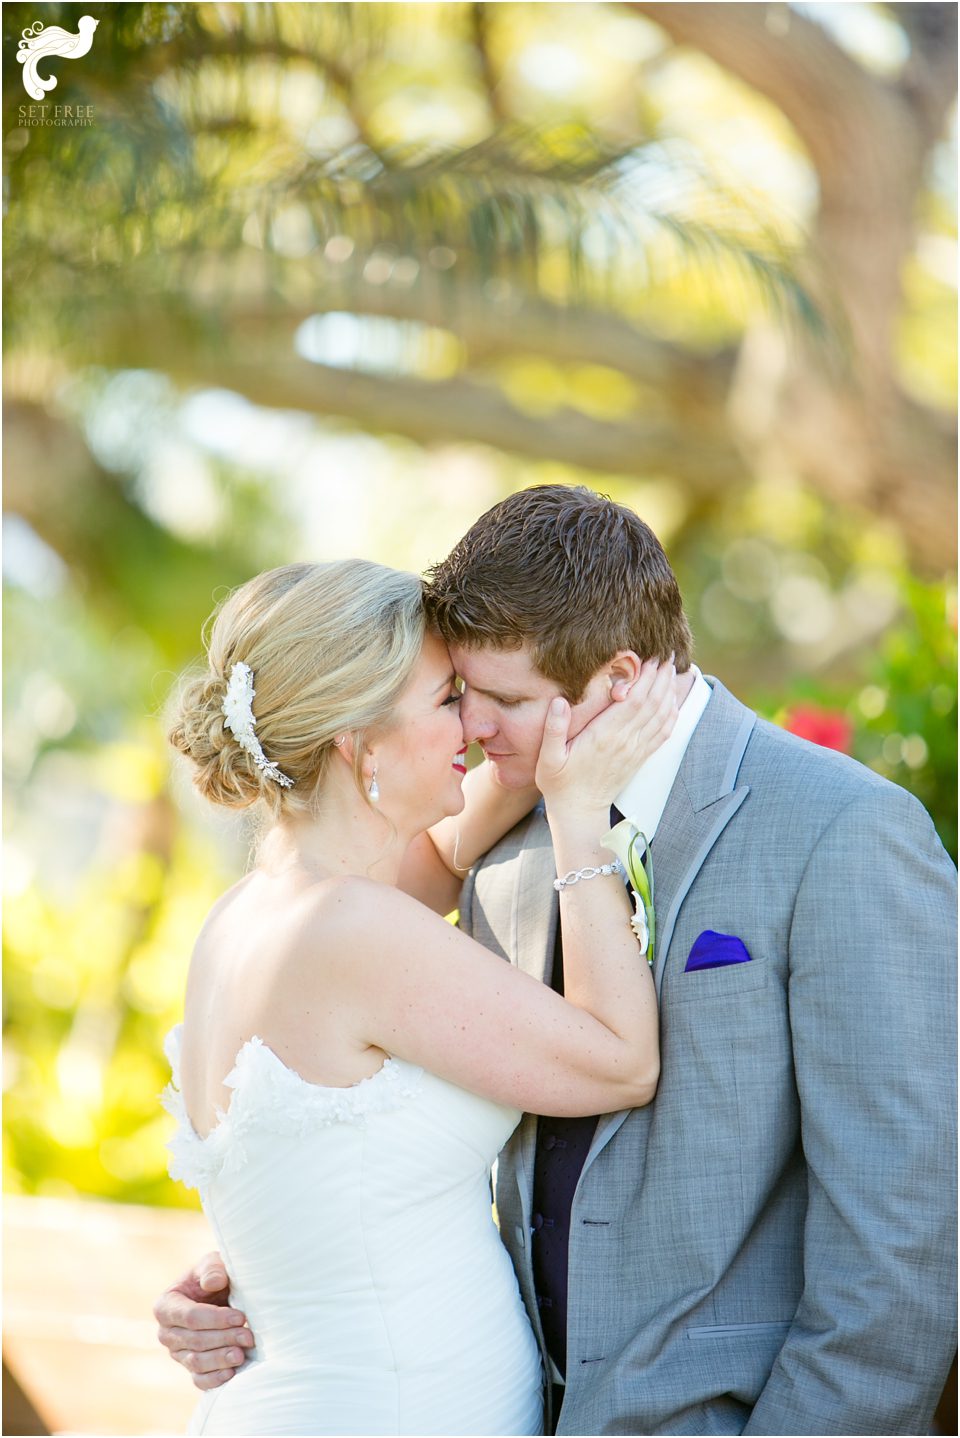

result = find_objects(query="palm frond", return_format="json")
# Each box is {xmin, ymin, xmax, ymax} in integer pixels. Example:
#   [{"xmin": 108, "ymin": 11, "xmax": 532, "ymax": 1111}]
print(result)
[{"xmin": 3, "ymin": 0, "xmax": 832, "ymax": 359}]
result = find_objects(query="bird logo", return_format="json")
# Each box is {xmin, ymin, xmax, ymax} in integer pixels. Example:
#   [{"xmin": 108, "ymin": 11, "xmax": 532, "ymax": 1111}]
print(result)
[{"xmin": 17, "ymin": 16, "xmax": 99, "ymax": 101}]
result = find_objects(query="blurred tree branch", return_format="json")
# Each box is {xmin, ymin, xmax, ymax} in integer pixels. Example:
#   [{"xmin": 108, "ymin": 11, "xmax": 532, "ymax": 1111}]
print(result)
[
  {"xmin": 90, "ymin": 284, "xmax": 729, "ymax": 401},
  {"xmin": 3, "ymin": 0, "xmax": 956, "ymax": 575},
  {"xmin": 4, "ymin": 399, "xmax": 256, "ymax": 661},
  {"xmin": 155, "ymin": 353, "xmax": 745, "ymax": 488},
  {"xmin": 630, "ymin": 1, "xmax": 958, "ymax": 567}
]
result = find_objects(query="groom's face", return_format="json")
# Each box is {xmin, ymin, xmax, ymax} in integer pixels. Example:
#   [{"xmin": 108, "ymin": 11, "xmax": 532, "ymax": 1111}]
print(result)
[{"xmin": 450, "ymin": 643, "xmax": 613, "ymax": 789}]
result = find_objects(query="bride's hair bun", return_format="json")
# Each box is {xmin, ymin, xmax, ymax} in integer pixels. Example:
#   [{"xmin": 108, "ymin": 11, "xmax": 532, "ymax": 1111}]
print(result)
[
  {"xmin": 168, "ymin": 561, "xmax": 425, "ymax": 816},
  {"xmin": 168, "ymin": 672, "xmax": 263, "ymax": 810}
]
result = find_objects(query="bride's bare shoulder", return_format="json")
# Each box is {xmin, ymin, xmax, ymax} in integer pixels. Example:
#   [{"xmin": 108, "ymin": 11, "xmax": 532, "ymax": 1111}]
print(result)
[
  {"xmin": 306, "ymin": 875, "xmax": 430, "ymax": 925},
  {"xmin": 193, "ymin": 875, "xmax": 440, "ymax": 983},
  {"xmin": 300, "ymin": 876, "xmax": 445, "ymax": 953}
]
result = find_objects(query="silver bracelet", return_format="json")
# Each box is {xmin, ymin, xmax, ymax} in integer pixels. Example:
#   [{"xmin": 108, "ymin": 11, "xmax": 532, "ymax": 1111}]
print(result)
[{"xmin": 554, "ymin": 858, "xmax": 626, "ymax": 891}]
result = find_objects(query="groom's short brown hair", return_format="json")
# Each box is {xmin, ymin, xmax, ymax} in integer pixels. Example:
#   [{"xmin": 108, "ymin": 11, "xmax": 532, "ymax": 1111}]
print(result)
[{"xmin": 424, "ymin": 485, "xmax": 693, "ymax": 702}]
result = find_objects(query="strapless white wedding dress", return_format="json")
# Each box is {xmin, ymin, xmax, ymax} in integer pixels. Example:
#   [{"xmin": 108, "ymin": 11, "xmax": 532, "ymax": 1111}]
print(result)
[{"xmin": 163, "ymin": 1027, "xmax": 542, "ymax": 1436}]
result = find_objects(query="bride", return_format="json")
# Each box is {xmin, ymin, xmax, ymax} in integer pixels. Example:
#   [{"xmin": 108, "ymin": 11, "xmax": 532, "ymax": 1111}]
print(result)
[{"xmin": 162, "ymin": 558, "xmax": 674, "ymax": 1436}]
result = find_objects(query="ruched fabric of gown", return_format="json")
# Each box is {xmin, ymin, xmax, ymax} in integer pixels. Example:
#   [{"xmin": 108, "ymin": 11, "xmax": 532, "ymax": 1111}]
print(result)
[{"xmin": 162, "ymin": 1026, "xmax": 543, "ymax": 1436}]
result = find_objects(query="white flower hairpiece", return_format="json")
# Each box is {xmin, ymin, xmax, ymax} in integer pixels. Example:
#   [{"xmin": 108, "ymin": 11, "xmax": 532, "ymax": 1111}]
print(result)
[{"xmin": 221, "ymin": 661, "xmax": 294, "ymax": 789}]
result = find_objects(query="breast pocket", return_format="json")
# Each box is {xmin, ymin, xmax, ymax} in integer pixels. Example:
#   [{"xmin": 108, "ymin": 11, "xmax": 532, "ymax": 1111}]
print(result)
[{"xmin": 669, "ymin": 959, "xmax": 770, "ymax": 1002}]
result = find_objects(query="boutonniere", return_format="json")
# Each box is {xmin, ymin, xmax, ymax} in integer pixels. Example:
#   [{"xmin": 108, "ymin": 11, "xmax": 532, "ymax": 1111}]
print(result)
[{"xmin": 602, "ymin": 820, "xmax": 655, "ymax": 965}]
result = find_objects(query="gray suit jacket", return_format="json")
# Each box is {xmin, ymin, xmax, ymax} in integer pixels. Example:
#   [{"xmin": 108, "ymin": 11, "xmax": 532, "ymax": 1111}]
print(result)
[{"xmin": 461, "ymin": 680, "xmax": 957, "ymax": 1436}]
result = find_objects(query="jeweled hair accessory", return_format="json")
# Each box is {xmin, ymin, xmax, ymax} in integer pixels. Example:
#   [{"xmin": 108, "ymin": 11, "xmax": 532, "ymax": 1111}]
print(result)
[{"xmin": 221, "ymin": 661, "xmax": 294, "ymax": 789}]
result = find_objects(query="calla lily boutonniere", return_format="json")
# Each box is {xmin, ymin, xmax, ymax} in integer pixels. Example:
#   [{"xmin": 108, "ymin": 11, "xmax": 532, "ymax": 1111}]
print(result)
[{"xmin": 602, "ymin": 820, "xmax": 655, "ymax": 964}]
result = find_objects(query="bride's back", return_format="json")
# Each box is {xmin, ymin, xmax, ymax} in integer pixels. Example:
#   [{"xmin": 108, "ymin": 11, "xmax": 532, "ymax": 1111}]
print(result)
[
  {"xmin": 179, "ymin": 869, "xmax": 387, "ymax": 1139},
  {"xmin": 164, "ymin": 1013, "xmax": 542, "ymax": 1436}
]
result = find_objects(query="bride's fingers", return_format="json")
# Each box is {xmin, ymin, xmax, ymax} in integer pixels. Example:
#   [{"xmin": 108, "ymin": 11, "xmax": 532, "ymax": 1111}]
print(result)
[
  {"xmin": 618, "ymin": 656, "xmax": 674, "ymax": 709},
  {"xmin": 640, "ymin": 705, "xmax": 677, "ymax": 758},
  {"xmin": 538, "ymin": 657, "xmax": 677, "ymax": 802},
  {"xmin": 535, "ymin": 696, "xmax": 571, "ymax": 780},
  {"xmin": 615, "ymin": 660, "xmax": 674, "ymax": 733},
  {"xmin": 644, "ymin": 670, "xmax": 679, "ymax": 733},
  {"xmin": 629, "ymin": 669, "xmax": 677, "ymax": 757},
  {"xmin": 645, "ymin": 665, "xmax": 678, "ymax": 723},
  {"xmin": 643, "ymin": 657, "xmax": 675, "ymax": 705},
  {"xmin": 613, "ymin": 656, "xmax": 660, "ymax": 704}
]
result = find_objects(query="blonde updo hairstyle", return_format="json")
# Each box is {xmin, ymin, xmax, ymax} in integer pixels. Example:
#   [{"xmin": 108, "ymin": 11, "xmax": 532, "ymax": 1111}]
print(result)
[{"xmin": 169, "ymin": 561, "xmax": 426, "ymax": 819}]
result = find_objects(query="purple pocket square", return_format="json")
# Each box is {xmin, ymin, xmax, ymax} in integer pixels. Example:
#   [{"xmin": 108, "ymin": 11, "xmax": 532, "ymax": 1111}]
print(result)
[{"xmin": 684, "ymin": 931, "xmax": 752, "ymax": 972}]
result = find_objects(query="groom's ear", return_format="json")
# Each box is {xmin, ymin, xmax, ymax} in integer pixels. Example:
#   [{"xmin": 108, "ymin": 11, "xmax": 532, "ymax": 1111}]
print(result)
[{"xmin": 605, "ymin": 650, "xmax": 644, "ymax": 700}]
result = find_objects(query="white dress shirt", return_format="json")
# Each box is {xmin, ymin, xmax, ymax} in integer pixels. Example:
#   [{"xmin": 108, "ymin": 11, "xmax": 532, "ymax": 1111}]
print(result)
[{"xmin": 612, "ymin": 665, "xmax": 712, "ymax": 842}]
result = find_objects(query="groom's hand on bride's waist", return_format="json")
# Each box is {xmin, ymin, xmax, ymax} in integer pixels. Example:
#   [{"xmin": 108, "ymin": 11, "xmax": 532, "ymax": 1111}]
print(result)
[{"xmin": 154, "ymin": 1250, "xmax": 255, "ymax": 1390}]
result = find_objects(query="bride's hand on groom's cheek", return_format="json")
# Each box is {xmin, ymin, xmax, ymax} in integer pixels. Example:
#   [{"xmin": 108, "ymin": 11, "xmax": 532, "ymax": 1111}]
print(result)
[
  {"xmin": 154, "ymin": 1250, "xmax": 255, "ymax": 1390},
  {"xmin": 537, "ymin": 658, "xmax": 677, "ymax": 810}
]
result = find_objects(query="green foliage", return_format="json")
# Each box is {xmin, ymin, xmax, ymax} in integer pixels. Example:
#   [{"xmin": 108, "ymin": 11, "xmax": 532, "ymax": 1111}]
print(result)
[
  {"xmin": 752, "ymin": 579, "xmax": 957, "ymax": 863},
  {"xmin": 851, "ymin": 581, "xmax": 957, "ymax": 860},
  {"xmin": 4, "ymin": 789, "xmax": 232, "ymax": 1208}
]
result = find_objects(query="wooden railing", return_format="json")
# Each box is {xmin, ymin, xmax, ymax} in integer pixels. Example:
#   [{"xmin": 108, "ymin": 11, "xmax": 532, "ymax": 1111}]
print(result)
[{"xmin": 3, "ymin": 1195, "xmax": 210, "ymax": 1435}]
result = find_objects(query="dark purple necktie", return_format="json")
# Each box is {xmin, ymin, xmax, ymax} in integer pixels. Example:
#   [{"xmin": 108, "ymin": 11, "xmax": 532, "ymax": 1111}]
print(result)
[{"xmin": 530, "ymin": 806, "xmax": 625, "ymax": 1375}]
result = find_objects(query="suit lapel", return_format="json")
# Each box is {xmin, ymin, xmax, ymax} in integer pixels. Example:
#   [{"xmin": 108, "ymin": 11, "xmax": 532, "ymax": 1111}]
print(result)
[
  {"xmin": 508, "ymin": 806, "xmax": 558, "ymax": 1206},
  {"xmin": 652, "ymin": 788, "xmax": 751, "ymax": 999},
  {"xmin": 652, "ymin": 680, "xmax": 756, "ymax": 996},
  {"xmin": 586, "ymin": 680, "xmax": 757, "ymax": 1165},
  {"xmin": 513, "ymin": 805, "xmax": 559, "ymax": 985}
]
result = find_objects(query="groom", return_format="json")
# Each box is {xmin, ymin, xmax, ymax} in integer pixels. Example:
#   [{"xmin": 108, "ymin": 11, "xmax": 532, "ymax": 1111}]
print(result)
[{"xmin": 155, "ymin": 486, "xmax": 957, "ymax": 1435}]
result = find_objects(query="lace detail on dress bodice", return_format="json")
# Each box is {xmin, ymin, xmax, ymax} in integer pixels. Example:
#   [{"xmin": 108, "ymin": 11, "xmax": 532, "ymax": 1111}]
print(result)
[{"xmin": 162, "ymin": 1024, "xmax": 423, "ymax": 1192}]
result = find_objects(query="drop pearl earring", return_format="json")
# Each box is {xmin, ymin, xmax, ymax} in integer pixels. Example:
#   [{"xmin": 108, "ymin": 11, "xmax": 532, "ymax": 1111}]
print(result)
[{"xmin": 368, "ymin": 766, "xmax": 380, "ymax": 802}]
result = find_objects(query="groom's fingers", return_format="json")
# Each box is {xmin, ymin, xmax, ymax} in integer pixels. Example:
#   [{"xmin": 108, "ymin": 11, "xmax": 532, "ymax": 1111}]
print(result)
[
  {"xmin": 191, "ymin": 1368, "xmax": 239, "ymax": 1391},
  {"xmin": 154, "ymin": 1254, "xmax": 254, "ymax": 1391},
  {"xmin": 188, "ymin": 1249, "xmax": 231, "ymax": 1300},
  {"xmin": 154, "ymin": 1289, "xmax": 245, "ymax": 1329},
  {"xmin": 165, "ymin": 1327, "xmax": 251, "ymax": 1389},
  {"xmin": 176, "ymin": 1343, "xmax": 248, "ymax": 1375},
  {"xmin": 159, "ymin": 1322, "xmax": 252, "ymax": 1352}
]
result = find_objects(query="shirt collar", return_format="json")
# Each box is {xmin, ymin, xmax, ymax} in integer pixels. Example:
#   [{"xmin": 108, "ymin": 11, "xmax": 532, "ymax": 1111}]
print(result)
[{"xmin": 613, "ymin": 665, "xmax": 712, "ymax": 842}]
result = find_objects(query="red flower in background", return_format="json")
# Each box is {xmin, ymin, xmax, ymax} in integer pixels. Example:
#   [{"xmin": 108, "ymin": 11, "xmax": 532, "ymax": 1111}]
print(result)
[{"xmin": 784, "ymin": 704, "xmax": 854, "ymax": 753}]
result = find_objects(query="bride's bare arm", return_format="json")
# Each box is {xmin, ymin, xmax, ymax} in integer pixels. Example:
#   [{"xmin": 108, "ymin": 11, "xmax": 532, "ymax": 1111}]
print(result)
[
  {"xmin": 397, "ymin": 763, "xmax": 539, "ymax": 914},
  {"xmin": 327, "ymin": 879, "xmax": 656, "ymax": 1116},
  {"xmin": 325, "ymin": 662, "xmax": 674, "ymax": 1117}
]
